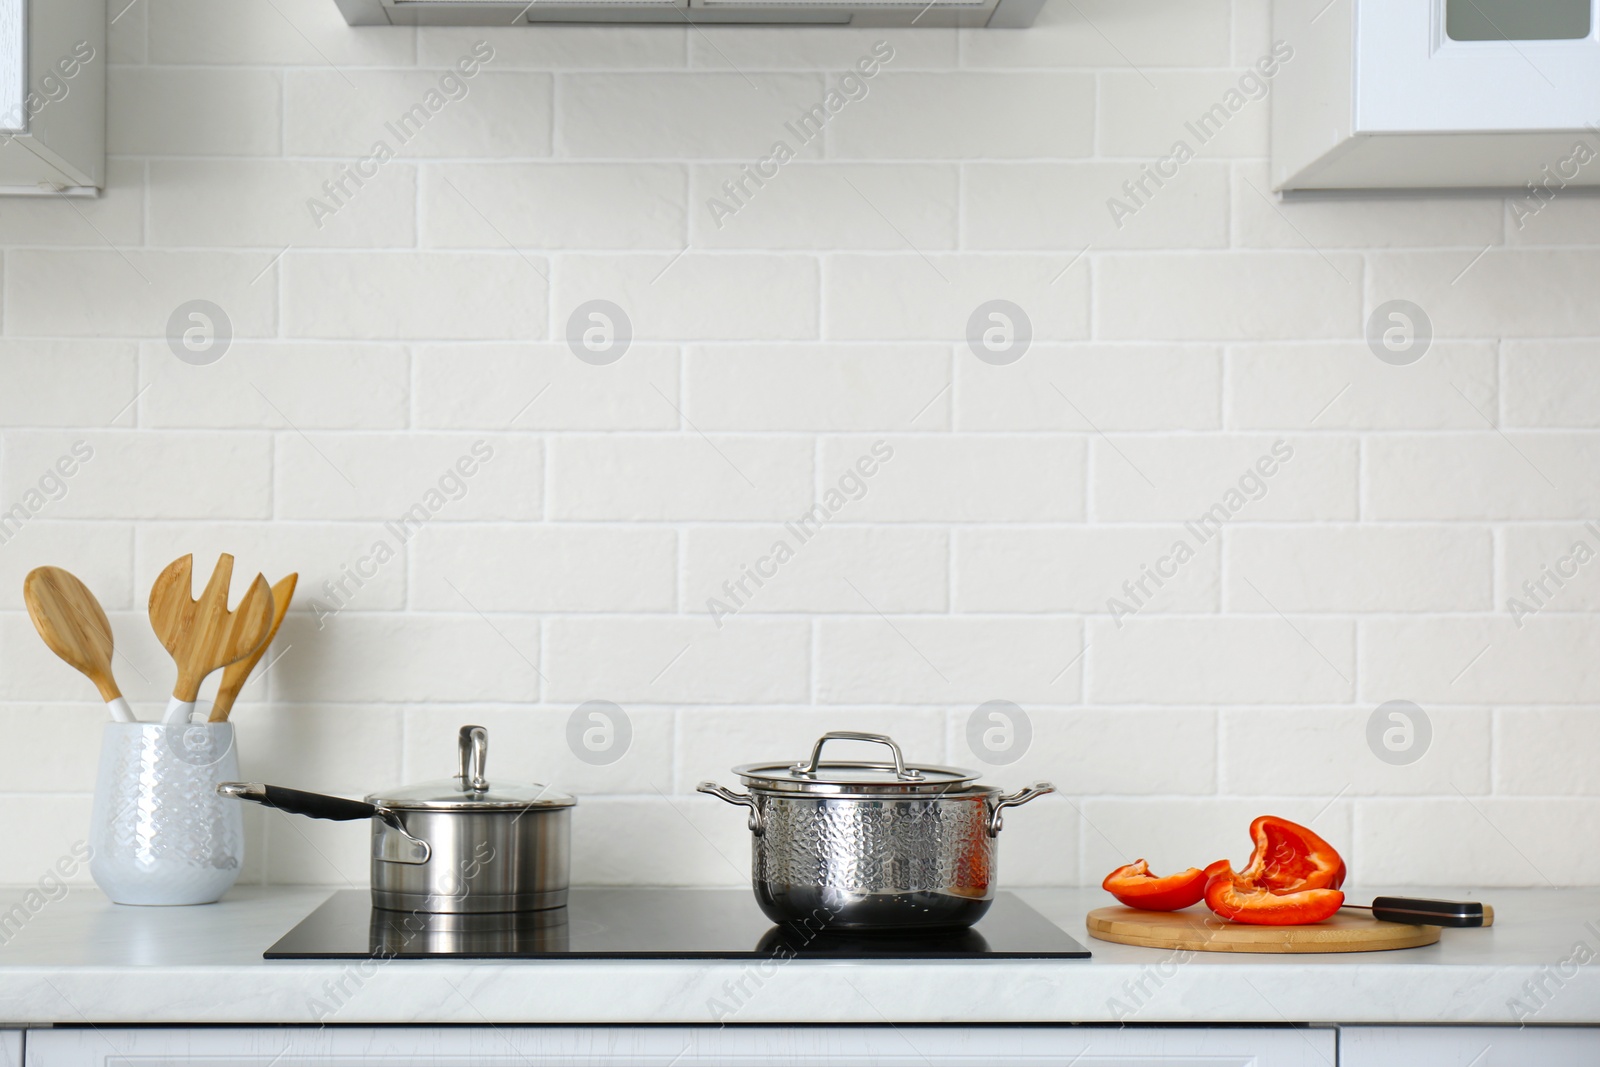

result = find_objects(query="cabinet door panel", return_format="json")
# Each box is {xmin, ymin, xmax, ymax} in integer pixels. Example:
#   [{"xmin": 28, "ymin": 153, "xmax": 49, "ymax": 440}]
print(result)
[
  {"xmin": 1342, "ymin": 1026, "xmax": 1600, "ymax": 1067},
  {"xmin": 0, "ymin": 0, "xmax": 21, "ymax": 133},
  {"xmin": 1357, "ymin": 0, "xmax": 1600, "ymax": 132},
  {"xmin": 27, "ymin": 1026, "xmax": 1335, "ymax": 1067}
]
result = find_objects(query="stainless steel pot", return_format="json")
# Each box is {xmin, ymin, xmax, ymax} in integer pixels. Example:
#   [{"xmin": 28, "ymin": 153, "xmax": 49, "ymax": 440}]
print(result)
[
  {"xmin": 698, "ymin": 731, "xmax": 1054, "ymax": 932},
  {"xmin": 220, "ymin": 725, "xmax": 573, "ymax": 914}
]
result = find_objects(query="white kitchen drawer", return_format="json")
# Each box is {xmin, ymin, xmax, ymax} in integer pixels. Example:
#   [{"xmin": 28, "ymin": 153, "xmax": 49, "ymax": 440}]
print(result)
[
  {"xmin": 337, "ymin": 0, "xmax": 1029, "ymax": 27},
  {"xmin": 1, "ymin": 1031, "xmax": 18, "ymax": 1067},
  {"xmin": 1341, "ymin": 1025, "xmax": 1600, "ymax": 1066},
  {"xmin": 26, "ymin": 1025, "xmax": 1335, "ymax": 1067}
]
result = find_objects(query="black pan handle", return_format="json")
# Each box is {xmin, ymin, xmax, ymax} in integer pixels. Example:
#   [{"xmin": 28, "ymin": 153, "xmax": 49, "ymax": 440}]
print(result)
[
  {"xmin": 218, "ymin": 782, "xmax": 376, "ymax": 822},
  {"xmin": 1356, "ymin": 896, "xmax": 1494, "ymax": 928}
]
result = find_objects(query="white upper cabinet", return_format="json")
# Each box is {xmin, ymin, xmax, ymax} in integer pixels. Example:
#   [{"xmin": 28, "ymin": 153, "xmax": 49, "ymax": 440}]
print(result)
[
  {"xmin": 0, "ymin": 1, "xmax": 25, "ymax": 133},
  {"xmin": 1273, "ymin": 0, "xmax": 1600, "ymax": 191},
  {"xmin": 0, "ymin": 0, "xmax": 105, "ymax": 195}
]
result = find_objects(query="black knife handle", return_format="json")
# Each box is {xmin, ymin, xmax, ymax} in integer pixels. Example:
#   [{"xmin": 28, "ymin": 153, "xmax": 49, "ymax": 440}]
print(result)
[
  {"xmin": 218, "ymin": 782, "xmax": 376, "ymax": 822},
  {"xmin": 1369, "ymin": 896, "xmax": 1493, "ymax": 928}
]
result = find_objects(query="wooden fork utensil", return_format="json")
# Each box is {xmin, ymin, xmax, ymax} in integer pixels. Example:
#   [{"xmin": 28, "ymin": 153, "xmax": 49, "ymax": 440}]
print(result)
[
  {"xmin": 148, "ymin": 554, "xmax": 275, "ymax": 724},
  {"xmin": 208, "ymin": 573, "xmax": 297, "ymax": 723}
]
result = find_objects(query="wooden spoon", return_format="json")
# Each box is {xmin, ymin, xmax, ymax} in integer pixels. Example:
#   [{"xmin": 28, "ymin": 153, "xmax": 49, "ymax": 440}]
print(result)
[
  {"xmin": 23, "ymin": 566, "xmax": 136, "ymax": 723},
  {"xmin": 208, "ymin": 573, "xmax": 297, "ymax": 723},
  {"xmin": 148, "ymin": 553, "xmax": 275, "ymax": 724}
]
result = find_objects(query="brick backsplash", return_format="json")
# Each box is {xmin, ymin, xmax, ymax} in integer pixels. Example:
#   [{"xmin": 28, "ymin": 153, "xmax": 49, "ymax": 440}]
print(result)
[{"xmin": 0, "ymin": 0, "xmax": 1592, "ymax": 890}]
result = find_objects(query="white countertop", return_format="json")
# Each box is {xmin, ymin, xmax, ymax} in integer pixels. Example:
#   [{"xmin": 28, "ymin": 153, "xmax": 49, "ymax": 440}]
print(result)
[{"xmin": 0, "ymin": 885, "xmax": 1596, "ymax": 1027}]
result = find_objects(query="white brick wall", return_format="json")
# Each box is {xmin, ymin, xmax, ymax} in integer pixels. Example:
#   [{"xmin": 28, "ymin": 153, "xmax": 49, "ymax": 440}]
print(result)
[{"xmin": 0, "ymin": 0, "xmax": 1595, "ymax": 891}]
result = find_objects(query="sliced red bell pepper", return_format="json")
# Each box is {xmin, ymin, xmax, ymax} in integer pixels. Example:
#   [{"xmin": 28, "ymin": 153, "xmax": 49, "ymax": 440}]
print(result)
[
  {"xmin": 1102, "ymin": 859, "xmax": 1207, "ymax": 911},
  {"xmin": 1236, "ymin": 815, "xmax": 1346, "ymax": 892},
  {"xmin": 1204, "ymin": 862, "xmax": 1344, "ymax": 925}
]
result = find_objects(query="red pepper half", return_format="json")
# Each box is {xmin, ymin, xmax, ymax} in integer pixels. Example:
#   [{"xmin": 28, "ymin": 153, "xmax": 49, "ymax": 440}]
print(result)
[
  {"xmin": 1102, "ymin": 859, "xmax": 1207, "ymax": 912},
  {"xmin": 1204, "ymin": 862, "xmax": 1344, "ymax": 925},
  {"xmin": 1236, "ymin": 815, "xmax": 1346, "ymax": 892}
]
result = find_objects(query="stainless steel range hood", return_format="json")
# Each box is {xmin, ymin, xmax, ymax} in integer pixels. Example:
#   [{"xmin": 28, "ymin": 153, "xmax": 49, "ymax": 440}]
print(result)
[{"xmin": 333, "ymin": 0, "xmax": 1041, "ymax": 28}]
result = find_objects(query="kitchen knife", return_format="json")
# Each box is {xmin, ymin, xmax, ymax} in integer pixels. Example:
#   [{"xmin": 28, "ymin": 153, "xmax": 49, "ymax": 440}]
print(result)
[{"xmin": 1343, "ymin": 896, "xmax": 1493, "ymax": 928}]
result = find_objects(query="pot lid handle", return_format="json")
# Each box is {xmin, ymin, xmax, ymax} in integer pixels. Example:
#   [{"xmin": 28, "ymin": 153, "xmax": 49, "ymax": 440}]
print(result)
[
  {"xmin": 791, "ymin": 731, "xmax": 925, "ymax": 781},
  {"xmin": 458, "ymin": 725, "xmax": 490, "ymax": 793}
]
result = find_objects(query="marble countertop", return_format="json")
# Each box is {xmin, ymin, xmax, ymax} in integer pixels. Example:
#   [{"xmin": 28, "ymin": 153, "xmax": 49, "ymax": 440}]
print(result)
[{"xmin": 0, "ymin": 885, "xmax": 1596, "ymax": 1026}]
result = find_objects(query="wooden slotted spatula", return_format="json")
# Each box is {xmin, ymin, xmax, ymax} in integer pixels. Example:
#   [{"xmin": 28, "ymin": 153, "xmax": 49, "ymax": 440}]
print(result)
[
  {"xmin": 148, "ymin": 554, "xmax": 275, "ymax": 724},
  {"xmin": 23, "ymin": 566, "xmax": 136, "ymax": 723},
  {"xmin": 208, "ymin": 573, "xmax": 297, "ymax": 723}
]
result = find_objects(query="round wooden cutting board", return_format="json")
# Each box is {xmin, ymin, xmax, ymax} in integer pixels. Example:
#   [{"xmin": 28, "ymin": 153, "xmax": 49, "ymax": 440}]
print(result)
[{"xmin": 1086, "ymin": 906, "xmax": 1441, "ymax": 954}]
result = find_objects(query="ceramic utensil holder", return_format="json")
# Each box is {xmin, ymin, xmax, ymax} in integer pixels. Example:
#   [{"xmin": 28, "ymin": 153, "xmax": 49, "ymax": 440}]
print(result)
[{"xmin": 89, "ymin": 716, "xmax": 243, "ymax": 906}]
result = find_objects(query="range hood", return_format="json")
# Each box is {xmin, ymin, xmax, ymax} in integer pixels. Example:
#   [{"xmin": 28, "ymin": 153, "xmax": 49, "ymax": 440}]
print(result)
[{"xmin": 333, "ymin": 0, "xmax": 1041, "ymax": 27}]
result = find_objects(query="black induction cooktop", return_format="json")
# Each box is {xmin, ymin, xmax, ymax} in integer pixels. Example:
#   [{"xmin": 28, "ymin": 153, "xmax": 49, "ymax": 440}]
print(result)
[{"xmin": 265, "ymin": 889, "xmax": 1091, "ymax": 960}]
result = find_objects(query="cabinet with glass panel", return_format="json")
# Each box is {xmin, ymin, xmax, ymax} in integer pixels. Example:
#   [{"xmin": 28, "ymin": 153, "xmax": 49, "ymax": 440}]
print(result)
[{"xmin": 1273, "ymin": 0, "xmax": 1600, "ymax": 192}]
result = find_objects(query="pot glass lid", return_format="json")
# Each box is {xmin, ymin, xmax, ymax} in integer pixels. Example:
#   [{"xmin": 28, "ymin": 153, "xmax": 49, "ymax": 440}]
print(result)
[
  {"xmin": 370, "ymin": 778, "xmax": 575, "ymax": 811},
  {"xmin": 368, "ymin": 725, "xmax": 577, "ymax": 811},
  {"xmin": 733, "ymin": 731, "xmax": 979, "ymax": 793}
]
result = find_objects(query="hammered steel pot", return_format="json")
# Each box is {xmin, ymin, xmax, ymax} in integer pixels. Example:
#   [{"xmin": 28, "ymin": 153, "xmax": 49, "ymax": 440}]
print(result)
[
  {"xmin": 699, "ymin": 731, "xmax": 1054, "ymax": 931},
  {"xmin": 220, "ymin": 725, "xmax": 573, "ymax": 914}
]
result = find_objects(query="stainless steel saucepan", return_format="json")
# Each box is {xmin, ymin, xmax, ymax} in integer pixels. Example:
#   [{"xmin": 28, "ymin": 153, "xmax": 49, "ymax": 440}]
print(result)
[
  {"xmin": 699, "ymin": 731, "xmax": 1054, "ymax": 932},
  {"xmin": 220, "ymin": 725, "xmax": 573, "ymax": 914}
]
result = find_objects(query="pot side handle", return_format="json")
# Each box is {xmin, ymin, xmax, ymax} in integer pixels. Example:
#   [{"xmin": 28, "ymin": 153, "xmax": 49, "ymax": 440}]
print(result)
[
  {"xmin": 696, "ymin": 781, "xmax": 764, "ymax": 835},
  {"xmin": 987, "ymin": 781, "xmax": 1056, "ymax": 837},
  {"xmin": 218, "ymin": 782, "xmax": 377, "ymax": 821}
]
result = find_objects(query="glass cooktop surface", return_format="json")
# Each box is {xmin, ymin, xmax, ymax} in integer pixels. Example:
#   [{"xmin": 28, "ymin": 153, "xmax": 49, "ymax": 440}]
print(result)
[{"xmin": 264, "ymin": 889, "xmax": 1091, "ymax": 960}]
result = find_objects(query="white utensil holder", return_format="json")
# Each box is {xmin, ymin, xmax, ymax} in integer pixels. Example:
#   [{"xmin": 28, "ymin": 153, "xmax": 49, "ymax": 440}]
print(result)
[{"xmin": 89, "ymin": 715, "xmax": 243, "ymax": 906}]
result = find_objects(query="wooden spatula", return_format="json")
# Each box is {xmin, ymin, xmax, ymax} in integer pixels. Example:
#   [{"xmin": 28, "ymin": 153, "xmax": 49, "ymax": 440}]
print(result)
[
  {"xmin": 23, "ymin": 566, "xmax": 136, "ymax": 723},
  {"xmin": 148, "ymin": 553, "xmax": 275, "ymax": 724},
  {"xmin": 208, "ymin": 573, "xmax": 297, "ymax": 723}
]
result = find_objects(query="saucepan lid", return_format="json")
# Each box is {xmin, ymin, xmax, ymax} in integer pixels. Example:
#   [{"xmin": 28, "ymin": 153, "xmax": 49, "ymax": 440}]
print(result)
[
  {"xmin": 368, "ymin": 725, "xmax": 576, "ymax": 812},
  {"xmin": 733, "ymin": 731, "xmax": 981, "ymax": 796}
]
